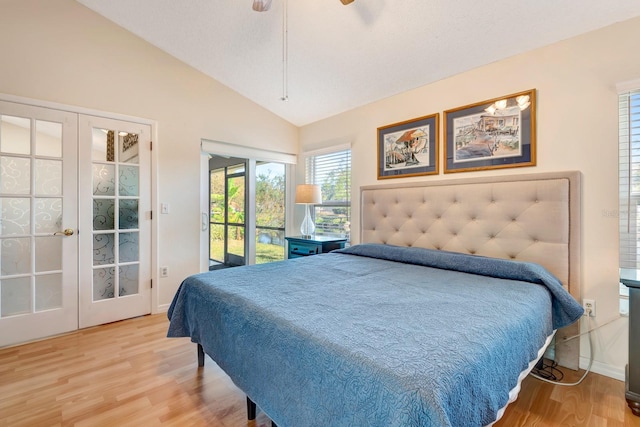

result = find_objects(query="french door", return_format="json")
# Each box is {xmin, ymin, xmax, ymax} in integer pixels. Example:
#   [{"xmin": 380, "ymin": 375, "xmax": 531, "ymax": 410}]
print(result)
[
  {"xmin": 0, "ymin": 100, "xmax": 152, "ymax": 347},
  {"xmin": 78, "ymin": 116, "xmax": 151, "ymax": 328},
  {"xmin": 0, "ymin": 101, "xmax": 78, "ymax": 347}
]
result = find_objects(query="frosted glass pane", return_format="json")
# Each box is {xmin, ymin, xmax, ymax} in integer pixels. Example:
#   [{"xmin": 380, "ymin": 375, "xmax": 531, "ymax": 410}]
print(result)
[
  {"xmin": 119, "ymin": 264, "xmax": 139, "ymax": 296},
  {"xmin": 0, "ymin": 156, "xmax": 31, "ymax": 194},
  {"xmin": 1, "ymin": 276, "xmax": 31, "ymax": 317},
  {"xmin": 35, "ymin": 236, "xmax": 62, "ymax": 272},
  {"xmin": 0, "ymin": 115, "xmax": 30, "ymax": 155},
  {"xmin": 34, "ymin": 198, "xmax": 62, "ymax": 234},
  {"xmin": 119, "ymin": 199, "xmax": 138, "ymax": 229},
  {"xmin": 119, "ymin": 165, "xmax": 139, "ymax": 196},
  {"xmin": 93, "ymin": 233, "xmax": 115, "ymax": 266},
  {"xmin": 0, "ymin": 198, "xmax": 30, "ymax": 236},
  {"xmin": 35, "ymin": 120, "xmax": 62, "ymax": 158},
  {"xmin": 93, "ymin": 164, "xmax": 115, "ymax": 196},
  {"xmin": 35, "ymin": 274, "xmax": 62, "ymax": 311},
  {"xmin": 35, "ymin": 159, "xmax": 62, "ymax": 196},
  {"xmin": 119, "ymin": 232, "xmax": 138, "ymax": 263},
  {"xmin": 1, "ymin": 237, "xmax": 31, "ymax": 275},
  {"xmin": 119, "ymin": 133, "xmax": 139, "ymax": 164},
  {"xmin": 93, "ymin": 199, "xmax": 115, "ymax": 230},
  {"xmin": 93, "ymin": 267, "xmax": 115, "ymax": 301},
  {"xmin": 92, "ymin": 128, "xmax": 115, "ymax": 162}
]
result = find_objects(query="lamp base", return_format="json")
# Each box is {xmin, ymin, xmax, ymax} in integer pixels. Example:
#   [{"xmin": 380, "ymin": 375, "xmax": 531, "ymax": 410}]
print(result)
[{"xmin": 300, "ymin": 204, "xmax": 315, "ymax": 237}]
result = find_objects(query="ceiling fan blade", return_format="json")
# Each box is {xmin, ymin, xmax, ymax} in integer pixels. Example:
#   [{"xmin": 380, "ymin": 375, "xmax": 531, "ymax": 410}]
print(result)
[{"xmin": 340, "ymin": 0, "xmax": 355, "ymax": 4}]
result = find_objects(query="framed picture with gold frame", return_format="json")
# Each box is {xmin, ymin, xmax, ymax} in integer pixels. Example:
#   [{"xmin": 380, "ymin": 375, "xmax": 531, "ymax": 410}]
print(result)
[
  {"xmin": 377, "ymin": 113, "xmax": 439, "ymax": 179},
  {"xmin": 443, "ymin": 89, "xmax": 536, "ymax": 173}
]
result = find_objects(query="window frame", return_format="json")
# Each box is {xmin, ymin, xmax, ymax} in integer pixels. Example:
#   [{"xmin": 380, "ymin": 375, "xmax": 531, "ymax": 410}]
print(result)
[{"xmin": 302, "ymin": 144, "xmax": 351, "ymax": 240}]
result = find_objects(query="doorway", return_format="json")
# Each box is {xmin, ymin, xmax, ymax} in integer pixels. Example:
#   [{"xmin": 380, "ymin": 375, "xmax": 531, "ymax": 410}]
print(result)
[{"xmin": 208, "ymin": 155, "xmax": 287, "ymax": 268}]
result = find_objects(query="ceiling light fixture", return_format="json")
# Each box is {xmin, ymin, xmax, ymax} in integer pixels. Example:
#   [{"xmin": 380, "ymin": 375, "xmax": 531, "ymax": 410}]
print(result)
[{"xmin": 252, "ymin": 0, "xmax": 272, "ymax": 12}]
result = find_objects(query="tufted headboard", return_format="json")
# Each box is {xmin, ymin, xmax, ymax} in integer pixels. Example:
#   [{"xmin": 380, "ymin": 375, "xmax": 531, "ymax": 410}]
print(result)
[{"xmin": 360, "ymin": 171, "xmax": 581, "ymax": 368}]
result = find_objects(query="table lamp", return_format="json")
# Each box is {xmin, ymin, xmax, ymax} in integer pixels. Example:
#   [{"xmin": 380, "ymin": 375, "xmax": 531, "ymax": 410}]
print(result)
[{"xmin": 295, "ymin": 184, "xmax": 322, "ymax": 237}]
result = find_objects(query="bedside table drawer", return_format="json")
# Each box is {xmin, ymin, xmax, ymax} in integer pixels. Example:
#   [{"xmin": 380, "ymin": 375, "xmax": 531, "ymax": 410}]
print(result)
[
  {"xmin": 289, "ymin": 242, "xmax": 321, "ymax": 257},
  {"xmin": 285, "ymin": 236, "xmax": 347, "ymax": 259}
]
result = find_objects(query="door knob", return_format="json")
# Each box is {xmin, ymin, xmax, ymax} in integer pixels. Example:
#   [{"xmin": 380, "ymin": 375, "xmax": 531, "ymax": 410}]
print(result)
[{"xmin": 54, "ymin": 228, "xmax": 75, "ymax": 236}]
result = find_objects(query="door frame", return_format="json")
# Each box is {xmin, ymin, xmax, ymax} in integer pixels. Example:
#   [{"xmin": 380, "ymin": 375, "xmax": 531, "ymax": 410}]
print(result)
[
  {"xmin": 0, "ymin": 93, "xmax": 159, "ymax": 316},
  {"xmin": 199, "ymin": 139, "xmax": 296, "ymax": 272}
]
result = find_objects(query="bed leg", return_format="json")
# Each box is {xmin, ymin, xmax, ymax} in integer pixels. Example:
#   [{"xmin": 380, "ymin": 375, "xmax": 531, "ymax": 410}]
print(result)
[
  {"xmin": 246, "ymin": 396, "xmax": 256, "ymax": 420},
  {"xmin": 197, "ymin": 343, "xmax": 205, "ymax": 367}
]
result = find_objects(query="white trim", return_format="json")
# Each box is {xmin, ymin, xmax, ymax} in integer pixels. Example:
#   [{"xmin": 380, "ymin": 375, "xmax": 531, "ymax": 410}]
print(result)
[
  {"xmin": 301, "ymin": 142, "xmax": 351, "ymax": 158},
  {"xmin": 0, "ymin": 92, "xmax": 155, "ymax": 126},
  {"xmin": 616, "ymin": 78, "xmax": 640, "ymax": 94},
  {"xmin": 156, "ymin": 303, "xmax": 171, "ymax": 313},
  {"xmin": 201, "ymin": 139, "xmax": 297, "ymax": 164},
  {"xmin": 580, "ymin": 357, "xmax": 625, "ymax": 381}
]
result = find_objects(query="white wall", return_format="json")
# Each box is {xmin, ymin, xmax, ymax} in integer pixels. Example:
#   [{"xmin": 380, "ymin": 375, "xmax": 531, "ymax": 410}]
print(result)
[
  {"xmin": 0, "ymin": 0, "xmax": 298, "ymax": 307},
  {"xmin": 299, "ymin": 17, "xmax": 640, "ymax": 379}
]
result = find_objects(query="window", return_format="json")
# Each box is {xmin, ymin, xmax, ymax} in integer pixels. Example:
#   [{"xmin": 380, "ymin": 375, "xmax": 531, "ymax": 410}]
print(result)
[
  {"xmin": 618, "ymin": 86, "xmax": 640, "ymax": 314},
  {"xmin": 304, "ymin": 147, "xmax": 351, "ymax": 239}
]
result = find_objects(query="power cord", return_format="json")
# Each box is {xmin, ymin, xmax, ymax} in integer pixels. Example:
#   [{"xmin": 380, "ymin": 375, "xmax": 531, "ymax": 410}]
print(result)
[{"xmin": 529, "ymin": 311, "xmax": 594, "ymax": 387}]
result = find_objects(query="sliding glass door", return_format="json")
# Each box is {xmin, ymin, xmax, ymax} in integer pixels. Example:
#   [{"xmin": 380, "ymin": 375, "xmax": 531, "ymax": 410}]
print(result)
[{"xmin": 209, "ymin": 157, "xmax": 285, "ymax": 268}]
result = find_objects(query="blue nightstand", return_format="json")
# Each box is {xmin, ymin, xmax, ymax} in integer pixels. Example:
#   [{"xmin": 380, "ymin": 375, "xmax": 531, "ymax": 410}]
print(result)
[
  {"xmin": 620, "ymin": 268, "xmax": 640, "ymax": 417},
  {"xmin": 285, "ymin": 236, "xmax": 347, "ymax": 259}
]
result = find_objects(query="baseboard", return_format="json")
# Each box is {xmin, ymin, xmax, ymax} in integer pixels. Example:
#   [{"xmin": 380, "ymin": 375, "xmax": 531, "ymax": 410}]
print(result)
[
  {"xmin": 580, "ymin": 357, "xmax": 626, "ymax": 381},
  {"xmin": 155, "ymin": 304, "xmax": 170, "ymax": 314}
]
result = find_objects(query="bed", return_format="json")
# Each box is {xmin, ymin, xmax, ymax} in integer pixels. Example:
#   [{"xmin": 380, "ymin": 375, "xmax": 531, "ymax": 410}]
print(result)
[{"xmin": 167, "ymin": 171, "xmax": 583, "ymax": 427}]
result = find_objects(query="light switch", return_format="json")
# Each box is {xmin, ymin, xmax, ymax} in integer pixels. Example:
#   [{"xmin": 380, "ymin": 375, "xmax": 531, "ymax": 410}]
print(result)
[{"xmin": 161, "ymin": 203, "xmax": 170, "ymax": 214}]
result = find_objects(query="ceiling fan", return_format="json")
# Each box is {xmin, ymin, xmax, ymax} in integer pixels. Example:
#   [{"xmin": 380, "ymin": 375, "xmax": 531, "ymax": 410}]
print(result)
[{"xmin": 252, "ymin": 0, "xmax": 354, "ymax": 12}]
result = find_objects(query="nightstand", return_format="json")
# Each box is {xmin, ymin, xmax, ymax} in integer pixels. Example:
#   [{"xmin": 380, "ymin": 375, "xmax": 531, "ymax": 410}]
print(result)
[
  {"xmin": 285, "ymin": 236, "xmax": 347, "ymax": 259},
  {"xmin": 620, "ymin": 268, "xmax": 640, "ymax": 417}
]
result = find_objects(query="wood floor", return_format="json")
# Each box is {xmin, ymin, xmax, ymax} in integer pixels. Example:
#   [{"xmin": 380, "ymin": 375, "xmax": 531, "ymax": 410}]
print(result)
[{"xmin": 1, "ymin": 313, "xmax": 638, "ymax": 427}]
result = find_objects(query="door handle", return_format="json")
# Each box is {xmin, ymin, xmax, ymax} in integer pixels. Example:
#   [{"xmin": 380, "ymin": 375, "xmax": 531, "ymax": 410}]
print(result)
[
  {"xmin": 54, "ymin": 228, "xmax": 75, "ymax": 236},
  {"xmin": 201, "ymin": 212, "xmax": 208, "ymax": 231}
]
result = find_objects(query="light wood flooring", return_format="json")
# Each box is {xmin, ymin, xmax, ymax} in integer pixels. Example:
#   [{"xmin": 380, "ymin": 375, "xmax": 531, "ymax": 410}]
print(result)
[{"xmin": 1, "ymin": 313, "xmax": 639, "ymax": 426}]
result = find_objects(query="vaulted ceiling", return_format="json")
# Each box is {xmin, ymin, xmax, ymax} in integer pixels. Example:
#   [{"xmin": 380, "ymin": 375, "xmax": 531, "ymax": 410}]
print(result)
[{"xmin": 76, "ymin": 0, "xmax": 640, "ymax": 126}]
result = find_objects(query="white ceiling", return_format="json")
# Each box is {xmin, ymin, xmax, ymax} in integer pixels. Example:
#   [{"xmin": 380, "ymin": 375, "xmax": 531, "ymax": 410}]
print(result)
[{"xmin": 76, "ymin": 0, "xmax": 640, "ymax": 126}]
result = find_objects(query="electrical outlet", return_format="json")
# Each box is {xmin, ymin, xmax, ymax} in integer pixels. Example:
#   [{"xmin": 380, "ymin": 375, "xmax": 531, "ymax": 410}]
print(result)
[
  {"xmin": 583, "ymin": 299, "xmax": 596, "ymax": 317},
  {"xmin": 160, "ymin": 266, "xmax": 169, "ymax": 278}
]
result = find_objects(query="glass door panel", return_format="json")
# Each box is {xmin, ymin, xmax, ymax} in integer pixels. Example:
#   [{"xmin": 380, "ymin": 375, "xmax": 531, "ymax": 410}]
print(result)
[
  {"xmin": 226, "ymin": 172, "xmax": 245, "ymax": 266},
  {"xmin": 208, "ymin": 158, "xmax": 247, "ymax": 268},
  {"xmin": 79, "ymin": 115, "xmax": 150, "ymax": 328},
  {"xmin": 255, "ymin": 162, "xmax": 285, "ymax": 264},
  {"xmin": 90, "ymin": 127, "xmax": 140, "ymax": 301},
  {"xmin": 0, "ymin": 101, "xmax": 78, "ymax": 347}
]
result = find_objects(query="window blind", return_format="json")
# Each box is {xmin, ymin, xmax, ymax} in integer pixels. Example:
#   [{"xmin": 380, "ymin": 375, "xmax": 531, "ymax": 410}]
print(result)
[
  {"xmin": 305, "ymin": 148, "xmax": 351, "ymax": 238},
  {"xmin": 619, "ymin": 89, "xmax": 640, "ymax": 269}
]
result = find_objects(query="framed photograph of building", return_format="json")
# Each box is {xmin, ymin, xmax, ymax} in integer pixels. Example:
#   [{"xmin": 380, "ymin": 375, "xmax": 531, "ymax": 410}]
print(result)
[
  {"xmin": 377, "ymin": 113, "xmax": 439, "ymax": 179},
  {"xmin": 443, "ymin": 89, "xmax": 536, "ymax": 173}
]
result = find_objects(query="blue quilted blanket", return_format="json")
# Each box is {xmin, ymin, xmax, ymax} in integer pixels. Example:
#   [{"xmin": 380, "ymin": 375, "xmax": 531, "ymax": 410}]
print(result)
[{"xmin": 167, "ymin": 244, "xmax": 583, "ymax": 427}]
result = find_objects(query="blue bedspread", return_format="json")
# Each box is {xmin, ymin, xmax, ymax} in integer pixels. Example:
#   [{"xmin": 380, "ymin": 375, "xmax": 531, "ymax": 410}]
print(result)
[{"xmin": 167, "ymin": 244, "xmax": 583, "ymax": 427}]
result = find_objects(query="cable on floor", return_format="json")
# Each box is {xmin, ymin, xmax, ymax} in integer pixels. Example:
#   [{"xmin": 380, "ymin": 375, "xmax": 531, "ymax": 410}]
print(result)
[{"xmin": 529, "ymin": 314, "xmax": 594, "ymax": 387}]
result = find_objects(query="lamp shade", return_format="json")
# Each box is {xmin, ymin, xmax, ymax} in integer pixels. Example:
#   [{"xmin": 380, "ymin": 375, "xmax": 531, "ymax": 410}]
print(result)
[{"xmin": 295, "ymin": 184, "xmax": 322, "ymax": 204}]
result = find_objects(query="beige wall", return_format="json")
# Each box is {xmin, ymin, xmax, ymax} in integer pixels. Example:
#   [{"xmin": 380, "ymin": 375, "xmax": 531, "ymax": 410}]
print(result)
[
  {"xmin": 300, "ymin": 17, "xmax": 640, "ymax": 378},
  {"xmin": 0, "ymin": 0, "xmax": 298, "ymax": 307}
]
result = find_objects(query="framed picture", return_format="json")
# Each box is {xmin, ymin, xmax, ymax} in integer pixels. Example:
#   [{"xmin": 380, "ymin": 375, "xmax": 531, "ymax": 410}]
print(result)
[
  {"xmin": 377, "ymin": 113, "xmax": 439, "ymax": 179},
  {"xmin": 443, "ymin": 89, "xmax": 536, "ymax": 173}
]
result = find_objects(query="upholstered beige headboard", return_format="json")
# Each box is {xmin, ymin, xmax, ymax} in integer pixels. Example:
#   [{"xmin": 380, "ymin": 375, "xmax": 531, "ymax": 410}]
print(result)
[{"xmin": 360, "ymin": 171, "xmax": 581, "ymax": 369}]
